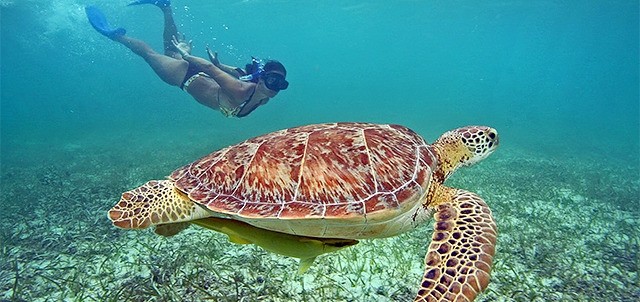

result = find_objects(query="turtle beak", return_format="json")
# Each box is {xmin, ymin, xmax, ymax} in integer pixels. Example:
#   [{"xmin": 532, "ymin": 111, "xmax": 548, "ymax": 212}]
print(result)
[{"xmin": 486, "ymin": 128, "xmax": 499, "ymax": 150}]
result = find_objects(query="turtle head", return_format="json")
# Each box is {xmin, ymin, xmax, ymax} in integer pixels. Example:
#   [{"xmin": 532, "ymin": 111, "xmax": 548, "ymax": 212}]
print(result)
[{"xmin": 434, "ymin": 126, "xmax": 499, "ymax": 179}]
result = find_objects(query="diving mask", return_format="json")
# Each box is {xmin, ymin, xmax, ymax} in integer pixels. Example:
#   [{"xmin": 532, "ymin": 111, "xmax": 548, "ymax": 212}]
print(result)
[{"xmin": 262, "ymin": 72, "xmax": 289, "ymax": 91}]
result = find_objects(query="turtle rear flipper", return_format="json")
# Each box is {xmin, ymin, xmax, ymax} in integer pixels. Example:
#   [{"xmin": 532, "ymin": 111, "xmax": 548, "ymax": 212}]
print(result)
[
  {"xmin": 191, "ymin": 217, "xmax": 358, "ymax": 273},
  {"xmin": 108, "ymin": 180, "xmax": 209, "ymax": 229},
  {"xmin": 155, "ymin": 222, "xmax": 191, "ymax": 237},
  {"xmin": 416, "ymin": 189, "xmax": 497, "ymax": 301}
]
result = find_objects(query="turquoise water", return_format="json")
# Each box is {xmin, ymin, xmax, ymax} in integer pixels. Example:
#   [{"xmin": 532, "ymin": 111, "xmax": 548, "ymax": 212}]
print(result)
[{"xmin": 1, "ymin": 1, "xmax": 638, "ymax": 301}]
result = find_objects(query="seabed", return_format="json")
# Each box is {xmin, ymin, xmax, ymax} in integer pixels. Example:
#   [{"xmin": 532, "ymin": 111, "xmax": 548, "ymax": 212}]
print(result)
[{"xmin": 0, "ymin": 141, "xmax": 638, "ymax": 302}]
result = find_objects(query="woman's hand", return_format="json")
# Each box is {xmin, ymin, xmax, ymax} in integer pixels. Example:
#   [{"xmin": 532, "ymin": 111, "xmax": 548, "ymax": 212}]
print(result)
[
  {"xmin": 206, "ymin": 47, "xmax": 221, "ymax": 67},
  {"xmin": 171, "ymin": 35, "xmax": 193, "ymax": 58}
]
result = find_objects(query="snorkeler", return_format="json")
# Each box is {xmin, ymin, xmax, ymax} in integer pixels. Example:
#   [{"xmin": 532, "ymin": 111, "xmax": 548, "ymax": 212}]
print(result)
[{"xmin": 85, "ymin": 0, "xmax": 289, "ymax": 118}]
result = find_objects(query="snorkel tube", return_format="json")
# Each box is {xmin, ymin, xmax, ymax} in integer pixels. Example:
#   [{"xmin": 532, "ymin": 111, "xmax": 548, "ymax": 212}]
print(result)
[{"xmin": 239, "ymin": 57, "xmax": 265, "ymax": 82}]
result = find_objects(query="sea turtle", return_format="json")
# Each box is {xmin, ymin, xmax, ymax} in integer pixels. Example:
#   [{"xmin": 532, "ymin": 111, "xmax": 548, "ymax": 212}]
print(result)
[{"xmin": 109, "ymin": 122, "xmax": 499, "ymax": 301}]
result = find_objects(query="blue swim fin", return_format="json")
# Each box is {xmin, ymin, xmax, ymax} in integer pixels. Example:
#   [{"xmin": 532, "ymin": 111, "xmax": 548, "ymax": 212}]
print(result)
[
  {"xmin": 127, "ymin": 0, "xmax": 171, "ymax": 7},
  {"xmin": 85, "ymin": 6, "xmax": 126, "ymax": 39}
]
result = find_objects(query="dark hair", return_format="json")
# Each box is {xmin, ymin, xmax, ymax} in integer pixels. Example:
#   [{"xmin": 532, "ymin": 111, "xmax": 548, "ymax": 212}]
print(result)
[{"xmin": 264, "ymin": 60, "xmax": 286, "ymax": 76}]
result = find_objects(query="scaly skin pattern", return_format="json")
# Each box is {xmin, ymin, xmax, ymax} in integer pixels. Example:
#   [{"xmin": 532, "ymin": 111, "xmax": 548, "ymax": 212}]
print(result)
[
  {"xmin": 431, "ymin": 126, "xmax": 499, "ymax": 182},
  {"xmin": 108, "ymin": 179, "xmax": 209, "ymax": 229},
  {"xmin": 415, "ymin": 188, "xmax": 497, "ymax": 302}
]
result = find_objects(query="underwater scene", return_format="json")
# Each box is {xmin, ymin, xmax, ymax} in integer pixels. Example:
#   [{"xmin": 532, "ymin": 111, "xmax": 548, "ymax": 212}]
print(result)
[{"xmin": 1, "ymin": 0, "xmax": 638, "ymax": 301}]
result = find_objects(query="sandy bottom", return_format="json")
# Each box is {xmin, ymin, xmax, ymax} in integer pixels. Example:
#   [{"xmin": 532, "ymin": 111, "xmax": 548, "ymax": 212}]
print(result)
[{"xmin": 1, "ymin": 136, "xmax": 638, "ymax": 302}]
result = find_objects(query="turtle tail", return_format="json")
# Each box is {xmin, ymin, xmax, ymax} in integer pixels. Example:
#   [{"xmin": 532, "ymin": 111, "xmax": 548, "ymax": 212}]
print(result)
[{"xmin": 108, "ymin": 180, "xmax": 208, "ymax": 229}]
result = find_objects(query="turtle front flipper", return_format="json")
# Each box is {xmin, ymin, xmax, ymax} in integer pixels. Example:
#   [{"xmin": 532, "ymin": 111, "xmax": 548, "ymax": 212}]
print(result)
[
  {"xmin": 108, "ymin": 180, "xmax": 210, "ymax": 229},
  {"xmin": 416, "ymin": 189, "xmax": 497, "ymax": 302}
]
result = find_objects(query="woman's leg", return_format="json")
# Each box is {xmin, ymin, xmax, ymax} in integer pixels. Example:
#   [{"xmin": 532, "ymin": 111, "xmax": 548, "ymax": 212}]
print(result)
[
  {"xmin": 128, "ymin": 1, "xmax": 181, "ymax": 57},
  {"xmin": 160, "ymin": 6, "xmax": 184, "ymax": 59},
  {"xmin": 114, "ymin": 35, "xmax": 188, "ymax": 87}
]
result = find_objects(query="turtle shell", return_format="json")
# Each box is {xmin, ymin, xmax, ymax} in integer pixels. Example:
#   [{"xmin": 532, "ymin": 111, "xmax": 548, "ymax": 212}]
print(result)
[{"xmin": 170, "ymin": 122, "xmax": 437, "ymax": 238}]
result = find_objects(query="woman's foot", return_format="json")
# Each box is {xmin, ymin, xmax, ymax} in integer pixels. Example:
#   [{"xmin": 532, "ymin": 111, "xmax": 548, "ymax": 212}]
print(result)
[{"xmin": 127, "ymin": 0, "xmax": 170, "ymax": 8}]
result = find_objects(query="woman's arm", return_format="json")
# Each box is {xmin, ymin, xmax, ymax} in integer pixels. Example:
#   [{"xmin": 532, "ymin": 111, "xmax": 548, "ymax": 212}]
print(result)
[
  {"xmin": 207, "ymin": 47, "xmax": 243, "ymax": 78},
  {"xmin": 173, "ymin": 37, "xmax": 251, "ymax": 103},
  {"xmin": 187, "ymin": 55, "xmax": 251, "ymax": 103}
]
